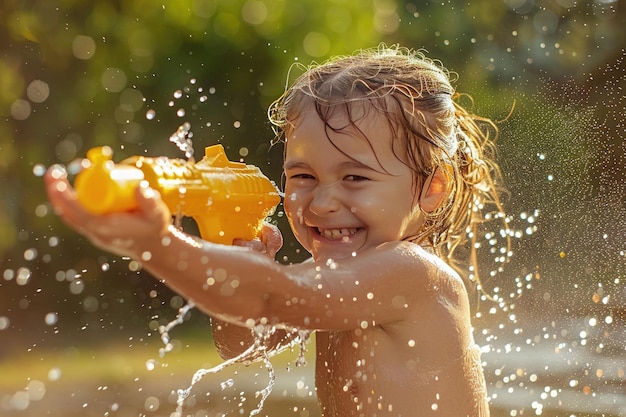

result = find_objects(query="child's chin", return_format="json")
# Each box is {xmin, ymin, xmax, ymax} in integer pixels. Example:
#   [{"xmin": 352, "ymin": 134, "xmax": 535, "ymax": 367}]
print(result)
[{"xmin": 312, "ymin": 246, "xmax": 360, "ymax": 263}]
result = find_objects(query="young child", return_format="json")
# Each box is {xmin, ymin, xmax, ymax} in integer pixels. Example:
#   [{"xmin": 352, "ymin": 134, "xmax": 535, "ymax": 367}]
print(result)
[{"xmin": 45, "ymin": 45, "xmax": 503, "ymax": 416}]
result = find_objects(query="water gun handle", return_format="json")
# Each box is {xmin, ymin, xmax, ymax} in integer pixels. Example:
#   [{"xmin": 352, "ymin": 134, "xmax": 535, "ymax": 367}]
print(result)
[{"xmin": 74, "ymin": 146, "xmax": 281, "ymax": 245}]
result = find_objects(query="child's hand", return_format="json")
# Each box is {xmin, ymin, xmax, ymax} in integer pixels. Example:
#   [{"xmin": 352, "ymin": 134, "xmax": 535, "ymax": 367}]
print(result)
[
  {"xmin": 44, "ymin": 164, "xmax": 172, "ymax": 257},
  {"xmin": 233, "ymin": 223, "xmax": 283, "ymax": 258}
]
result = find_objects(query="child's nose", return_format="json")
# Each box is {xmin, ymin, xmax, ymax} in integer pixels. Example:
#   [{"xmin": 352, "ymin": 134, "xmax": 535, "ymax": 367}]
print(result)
[{"xmin": 309, "ymin": 183, "xmax": 340, "ymax": 215}]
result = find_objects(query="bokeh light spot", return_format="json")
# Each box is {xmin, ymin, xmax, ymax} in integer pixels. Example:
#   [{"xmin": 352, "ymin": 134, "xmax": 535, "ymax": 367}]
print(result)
[
  {"xmin": 26, "ymin": 80, "xmax": 50, "ymax": 103},
  {"xmin": 72, "ymin": 35, "xmax": 96, "ymax": 60},
  {"xmin": 101, "ymin": 67, "xmax": 127, "ymax": 93},
  {"xmin": 303, "ymin": 32, "xmax": 330, "ymax": 57}
]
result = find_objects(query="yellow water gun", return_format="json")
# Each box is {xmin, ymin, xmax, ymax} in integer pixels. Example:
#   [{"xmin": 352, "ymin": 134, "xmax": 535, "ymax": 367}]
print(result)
[{"xmin": 74, "ymin": 145, "xmax": 281, "ymax": 245}]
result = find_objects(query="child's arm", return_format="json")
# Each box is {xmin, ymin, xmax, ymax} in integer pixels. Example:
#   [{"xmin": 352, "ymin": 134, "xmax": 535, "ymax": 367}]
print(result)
[
  {"xmin": 45, "ymin": 167, "xmax": 433, "ymax": 331},
  {"xmin": 212, "ymin": 224, "xmax": 296, "ymax": 359}
]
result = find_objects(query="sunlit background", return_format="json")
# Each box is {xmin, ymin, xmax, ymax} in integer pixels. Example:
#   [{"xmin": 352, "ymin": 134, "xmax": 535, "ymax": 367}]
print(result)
[{"xmin": 1, "ymin": 0, "xmax": 624, "ymax": 416}]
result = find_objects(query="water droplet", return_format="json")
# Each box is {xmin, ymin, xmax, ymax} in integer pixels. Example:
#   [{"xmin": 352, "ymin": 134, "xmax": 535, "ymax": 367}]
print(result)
[
  {"xmin": 44, "ymin": 312, "xmax": 58, "ymax": 326},
  {"xmin": 128, "ymin": 261, "xmax": 141, "ymax": 272},
  {"xmin": 220, "ymin": 378, "xmax": 234, "ymax": 390},
  {"xmin": 23, "ymin": 248, "xmax": 38, "ymax": 261},
  {"xmin": 10, "ymin": 390, "xmax": 30, "ymax": 410},
  {"xmin": 32, "ymin": 164, "xmax": 46, "ymax": 177},
  {"xmin": 0, "ymin": 316, "xmax": 10, "ymax": 330},
  {"xmin": 25, "ymin": 379, "xmax": 46, "ymax": 402},
  {"xmin": 146, "ymin": 359, "xmax": 157, "ymax": 371},
  {"xmin": 144, "ymin": 396, "xmax": 160, "ymax": 411},
  {"xmin": 16, "ymin": 267, "xmax": 31, "ymax": 286},
  {"xmin": 48, "ymin": 368, "xmax": 61, "ymax": 381},
  {"xmin": 69, "ymin": 279, "xmax": 85, "ymax": 294}
]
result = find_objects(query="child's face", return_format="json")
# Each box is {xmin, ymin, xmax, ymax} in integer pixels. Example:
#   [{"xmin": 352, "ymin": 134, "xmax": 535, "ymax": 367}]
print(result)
[{"xmin": 283, "ymin": 106, "xmax": 423, "ymax": 261}]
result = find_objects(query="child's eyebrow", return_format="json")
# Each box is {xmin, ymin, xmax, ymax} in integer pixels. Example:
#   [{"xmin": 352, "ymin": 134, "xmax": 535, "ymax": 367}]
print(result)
[
  {"xmin": 283, "ymin": 160, "xmax": 310, "ymax": 170},
  {"xmin": 337, "ymin": 160, "xmax": 379, "ymax": 172},
  {"xmin": 284, "ymin": 159, "xmax": 382, "ymax": 173}
]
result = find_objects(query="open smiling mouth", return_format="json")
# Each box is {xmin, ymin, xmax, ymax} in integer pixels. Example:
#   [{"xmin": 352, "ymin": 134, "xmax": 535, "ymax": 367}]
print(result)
[{"xmin": 315, "ymin": 227, "xmax": 360, "ymax": 240}]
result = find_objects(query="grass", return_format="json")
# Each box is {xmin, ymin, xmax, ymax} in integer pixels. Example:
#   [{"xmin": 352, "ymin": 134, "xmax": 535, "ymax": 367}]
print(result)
[
  {"xmin": 0, "ymin": 338, "xmax": 218, "ymax": 388},
  {"xmin": 0, "ymin": 336, "xmax": 319, "ymax": 416}
]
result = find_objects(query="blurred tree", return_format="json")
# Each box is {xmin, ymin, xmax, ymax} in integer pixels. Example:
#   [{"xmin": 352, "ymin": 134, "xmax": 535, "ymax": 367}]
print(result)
[{"xmin": 0, "ymin": 0, "xmax": 624, "ymax": 349}]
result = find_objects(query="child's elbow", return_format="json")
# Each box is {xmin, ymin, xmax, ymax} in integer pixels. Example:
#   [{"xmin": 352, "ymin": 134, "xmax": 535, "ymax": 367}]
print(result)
[{"xmin": 211, "ymin": 319, "xmax": 255, "ymax": 359}]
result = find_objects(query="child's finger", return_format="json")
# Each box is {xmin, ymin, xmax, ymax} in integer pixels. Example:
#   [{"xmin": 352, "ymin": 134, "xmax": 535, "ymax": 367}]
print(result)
[
  {"xmin": 261, "ymin": 223, "xmax": 283, "ymax": 258},
  {"xmin": 135, "ymin": 183, "xmax": 171, "ymax": 230},
  {"xmin": 44, "ymin": 165, "xmax": 91, "ymax": 232},
  {"xmin": 120, "ymin": 183, "xmax": 172, "ymax": 241}
]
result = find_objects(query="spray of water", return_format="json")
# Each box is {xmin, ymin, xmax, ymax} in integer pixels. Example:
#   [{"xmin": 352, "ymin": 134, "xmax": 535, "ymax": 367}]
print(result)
[
  {"xmin": 156, "ymin": 308, "xmax": 310, "ymax": 417},
  {"xmin": 169, "ymin": 122, "xmax": 195, "ymax": 161},
  {"xmin": 471, "ymin": 51, "xmax": 626, "ymax": 416}
]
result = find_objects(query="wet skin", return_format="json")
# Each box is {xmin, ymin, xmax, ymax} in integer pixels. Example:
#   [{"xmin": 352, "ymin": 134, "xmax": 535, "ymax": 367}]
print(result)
[
  {"xmin": 283, "ymin": 108, "xmax": 488, "ymax": 416},
  {"xmin": 44, "ymin": 106, "xmax": 488, "ymax": 416}
]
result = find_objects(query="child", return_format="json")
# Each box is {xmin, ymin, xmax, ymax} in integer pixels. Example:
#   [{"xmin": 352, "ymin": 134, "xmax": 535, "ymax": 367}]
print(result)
[{"xmin": 45, "ymin": 45, "xmax": 503, "ymax": 416}]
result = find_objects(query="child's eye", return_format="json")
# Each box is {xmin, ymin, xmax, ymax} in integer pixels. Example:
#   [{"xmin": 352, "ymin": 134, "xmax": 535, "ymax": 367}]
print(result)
[
  {"xmin": 344, "ymin": 175, "xmax": 369, "ymax": 181},
  {"xmin": 288, "ymin": 173, "xmax": 315, "ymax": 180}
]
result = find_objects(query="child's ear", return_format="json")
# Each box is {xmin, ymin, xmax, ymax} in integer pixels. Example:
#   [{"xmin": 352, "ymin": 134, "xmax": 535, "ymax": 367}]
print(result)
[{"xmin": 419, "ymin": 167, "xmax": 450, "ymax": 213}]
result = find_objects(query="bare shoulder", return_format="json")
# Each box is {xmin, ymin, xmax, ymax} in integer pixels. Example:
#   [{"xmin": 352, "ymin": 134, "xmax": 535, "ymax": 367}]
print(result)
[
  {"xmin": 366, "ymin": 240, "xmax": 444, "ymax": 272},
  {"xmin": 370, "ymin": 241, "xmax": 471, "ymax": 313},
  {"xmin": 354, "ymin": 240, "xmax": 467, "ymax": 306},
  {"xmin": 373, "ymin": 240, "xmax": 461, "ymax": 286},
  {"xmin": 377, "ymin": 243, "xmax": 475, "ymax": 360}
]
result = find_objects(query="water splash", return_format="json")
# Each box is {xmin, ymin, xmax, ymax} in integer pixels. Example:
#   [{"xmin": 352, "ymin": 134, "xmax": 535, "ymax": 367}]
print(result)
[
  {"xmin": 153, "ymin": 298, "xmax": 310, "ymax": 416},
  {"xmin": 157, "ymin": 301, "xmax": 195, "ymax": 358},
  {"xmin": 166, "ymin": 323, "xmax": 310, "ymax": 417},
  {"xmin": 169, "ymin": 122, "xmax": 195, "ymax": 161}
]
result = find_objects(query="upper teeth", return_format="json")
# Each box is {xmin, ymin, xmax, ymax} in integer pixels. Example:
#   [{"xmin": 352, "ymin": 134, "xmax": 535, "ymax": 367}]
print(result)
[{"xmin": 318, "ymin": 228, "xmax": 358, "ymax": 239}]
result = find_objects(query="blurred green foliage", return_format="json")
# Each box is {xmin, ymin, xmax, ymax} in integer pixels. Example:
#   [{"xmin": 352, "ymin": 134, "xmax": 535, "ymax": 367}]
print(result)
[{"xmin": 0, "ymin": 0, "xmax": 624, "ymax": 349}]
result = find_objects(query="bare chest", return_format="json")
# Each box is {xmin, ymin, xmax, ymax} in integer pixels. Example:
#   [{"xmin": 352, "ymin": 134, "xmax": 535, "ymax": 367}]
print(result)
[
  {"xmin": 313, "ymin": 329, "xmax": 412, "ymax": 416},
  {"xmin": 312, "ymin": 327, "xmax": 487, "ymax": 417}
]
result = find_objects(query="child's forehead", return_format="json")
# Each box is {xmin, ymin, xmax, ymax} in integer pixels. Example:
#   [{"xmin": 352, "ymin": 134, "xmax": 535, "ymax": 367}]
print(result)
[
  {"xmin": 286, "ymin": 103, "xmax": 404, "ymax": 173},
  {"xmin": 291, "ymin": 100, "xmax": 393, "ymax": 135}
]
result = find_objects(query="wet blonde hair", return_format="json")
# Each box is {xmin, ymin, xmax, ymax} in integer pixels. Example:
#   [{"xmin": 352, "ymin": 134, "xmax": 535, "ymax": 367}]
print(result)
[{"xmin": 269, "ymin": 44, "xmax": 508, "ymax": 288}]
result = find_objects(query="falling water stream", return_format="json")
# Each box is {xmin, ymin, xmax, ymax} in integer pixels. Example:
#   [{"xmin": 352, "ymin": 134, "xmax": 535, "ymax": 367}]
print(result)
[{"xmin": 159, "ymin": 312, "xmax": 309, "ymax": 417}]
